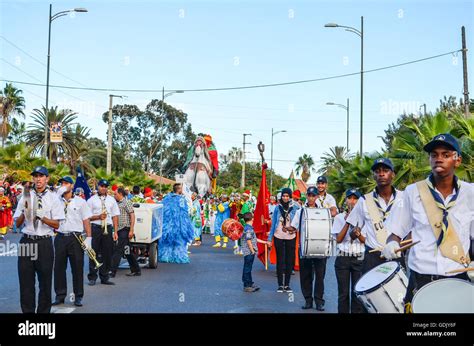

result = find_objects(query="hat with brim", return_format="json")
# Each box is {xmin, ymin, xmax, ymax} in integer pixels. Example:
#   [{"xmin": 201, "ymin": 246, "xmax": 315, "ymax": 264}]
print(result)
[
  {"xmin": 371, "ymin": 158, "xmax": 394, "ymax": 172},
  {"xmin": 31, "ymin": 166, "xmax": 49, "ymax": 176},
  {"xmin": 423, "ymin": 133, "xmax": 461, "ymax": 155}
]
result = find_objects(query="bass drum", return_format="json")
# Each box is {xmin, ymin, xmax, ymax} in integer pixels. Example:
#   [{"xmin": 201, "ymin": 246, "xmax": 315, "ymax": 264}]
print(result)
[{"xmin": 299, "ymin": 208, "xmax": 332, "ymax": 258}]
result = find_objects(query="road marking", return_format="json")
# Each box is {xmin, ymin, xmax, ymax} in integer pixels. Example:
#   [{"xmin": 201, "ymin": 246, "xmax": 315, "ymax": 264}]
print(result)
[{"xmin": 51, "ymin": 307, "xmax": 76, "ymax": 314}]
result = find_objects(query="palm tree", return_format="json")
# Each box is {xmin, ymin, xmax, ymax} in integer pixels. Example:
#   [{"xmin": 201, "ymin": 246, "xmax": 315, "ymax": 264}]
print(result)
[
  {"xmin": 6, "ymin": 118, "xmax": 26, "ymax": 145},
  {"xmin": 318, "ymin": 146, "xmax": 353, "ymax": 176},
  {"xmin": 0, "ymin": 143, "xmax": 46, "ymax": 181},
  {"xmin": 295, "ymin": 154, "xmax": 316, "ymax": 182},
  {"xmin": 26, "ymin": 106, "xmax": 86, "ymax": 162},
  {"xmin": 0, "ymin": 83, "xmax": 25, "ymax": 147}
]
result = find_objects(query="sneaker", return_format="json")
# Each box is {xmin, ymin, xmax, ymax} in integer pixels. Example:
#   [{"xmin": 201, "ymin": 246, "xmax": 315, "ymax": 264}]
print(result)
[
  {"xmin": 284, "ymin": 286, "xmax": 293, "ymax": 293},
  {"xmin": 222, "ymin": 243, "xmax": 227, "ymax": 248},
  {"xmin": 212, "ymin": 242, "xmax": 222, "ymax": 248},
  {"xmin": 277, "ymin": 286, "xmax": 284, "ymax": 293},
  {"xmin": 243, "ymin": 286, "xmax": 255, "ymax": 292},
  {"xmin": 251, "ymin": 284, "xmax": 260, "ymax": 291},
  {"xmin": 233, "ymin": 245, "xmax": 238, "ymax": 250}
]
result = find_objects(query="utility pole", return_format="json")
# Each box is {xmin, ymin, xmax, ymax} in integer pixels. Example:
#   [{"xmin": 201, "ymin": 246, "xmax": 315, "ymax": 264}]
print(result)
[
  {"xmin": 462, "ymin": 26, "xmax": 470, "ymax": 118},
  {"xmin": 241, "ymin": 133, "xmax": 252, "ymax": 188},
  {"xmin": 107, "ymin": 94, "xmax": 124, "ymax": 175}
]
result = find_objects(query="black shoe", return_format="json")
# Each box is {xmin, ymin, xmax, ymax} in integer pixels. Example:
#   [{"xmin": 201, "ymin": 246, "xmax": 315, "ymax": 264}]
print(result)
[
  {"xmin": 109, "ymin": 271, "xmax": 116, "ymax": 278},
  {"xmin": 52, "ymin": 298, "xmax": 65, "ymax": 306},
  {"xmin": 301, "ymin": 301, "xmax": 313, "ymax": 310},
  {"xmin": 74, "ymin": 298, "xmax": 83, "ymax": 307},
  {"xmin": 284, "ymin": 286, "xmax": 293, "ymax": 293},
  {"xmin": 316, "ymin": 304, "xmax": 325, "ymax": 311},
  {"xmin": 101, "ymin": 280, "xmax": 115, "ymax": 285},
  {"xmin": 277, "ymin": 286, "xmax": 284, "ymax": 293},
  {"xmin": 126, "ymin": 271, "xmax": 141, "ymax": 277}
]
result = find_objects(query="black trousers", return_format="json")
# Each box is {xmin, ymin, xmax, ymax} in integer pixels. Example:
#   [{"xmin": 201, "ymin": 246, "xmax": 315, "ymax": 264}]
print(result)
[
  {"xmin": 88, "ymin": 224, "xmax": 114, "ymax": 282},
  {"xmin": 18, "ymin": 236, "xmax": 54, "ymax": 313},
  {"xmin": 404, "ymin": 270, "xmax": 469, "ymax": 307},
  {"xmin": 54, "ymin": 233, "xmax": 84, "ymax": 300},
  {"xmin": 299, "ymin": 257, "xmax": 327, "ymax": 306},
  {"xmin": 111, "ymin": 227, "xmax": 140, "ymax": 274},
  {"xmin": 274, "ymin": 237, "xmax": 296, "ymax": 286},
  {"xmin": 335, "ymin": 254, "xmax": 364, "ymax": 313}
]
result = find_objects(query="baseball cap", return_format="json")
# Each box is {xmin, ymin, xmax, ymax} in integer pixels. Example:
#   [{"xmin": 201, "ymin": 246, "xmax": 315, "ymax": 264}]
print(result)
[
  {"xmin": 58, "ymin": 176, "xmax": 74, "ymax": 184},
  {"xmin": 345, "ymin": 188, "xmax": 362, "ymax": 198},
  {"xmin": 31, "ymin": 166, "xmax": 49, "ymax": 176},
  {"xmin": 306, "ymin": 186, "xmax": 318, "ymax": 196},
  {"xmin": 371, "ymin": 158, "xmax": 394, "ymax": 172},
  {"xmin": 98, "ymin": 179, "xmax": 110, "ymax": 187},
  {"xmin": 423, "ymin": 133, "xmax": 461, "ymax": 155},
  {"xmin": 316, "ymin": 176, "xmax": 328, "ymax": 184}
]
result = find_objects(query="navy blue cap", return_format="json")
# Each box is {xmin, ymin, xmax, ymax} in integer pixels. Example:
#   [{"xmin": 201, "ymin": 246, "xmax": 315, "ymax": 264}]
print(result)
[
  {"xmin": 306, "ymin": 186, "xmax": 318, "ymax": 196},
  {"xmin": 371, "ymin": 158, "xmax": 394, "ymax": 172},
  {"xmin": 316, "ymin": 176, "xmax": 328, "ymax": 183},
  {"xmin": 58, "ymin": 176, "xmax": 74, "ymax": 184},
  {"xmin": 31, "ymin": 166, "xmax": 49, "ymax": 176},
  {"xmin": 346, "ymin": 188, "xmax": 361, "ymax": 198},
  {"xmin": 423, "ymin": 133, "xmax": 461, "ymax": 155},
  {"xmin": 98, "ymin": 179, "xmax": 110, "ymax": 187}
]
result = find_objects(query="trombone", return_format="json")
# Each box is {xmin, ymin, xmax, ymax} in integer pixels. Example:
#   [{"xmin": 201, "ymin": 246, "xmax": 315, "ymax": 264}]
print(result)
[{"xmin": 73, "ymin": 233, "xmax": 102, "ymax": 269}]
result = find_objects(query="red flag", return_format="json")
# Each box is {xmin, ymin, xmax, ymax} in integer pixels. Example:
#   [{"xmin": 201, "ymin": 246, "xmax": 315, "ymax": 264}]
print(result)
[{"xmin": 253, "ymin": 163, "xmax": 271, "ymax": 266}]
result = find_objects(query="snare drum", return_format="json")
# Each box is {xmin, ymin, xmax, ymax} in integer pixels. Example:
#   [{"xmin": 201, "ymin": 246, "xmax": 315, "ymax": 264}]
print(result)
[
  {"xmin": 354, "ymin": 261, "xmax": 408, "ymax": 313},
  {"xmin": 299, "ymin": 208, "xmax": 332, "ymax": 258},
  {"xmin": 412, "ymin": 278, "xmax": 473, "ymax": 313}
]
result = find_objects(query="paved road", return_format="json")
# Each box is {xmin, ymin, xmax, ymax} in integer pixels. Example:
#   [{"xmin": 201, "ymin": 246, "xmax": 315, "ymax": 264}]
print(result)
[{"xmin": 0, "ymin": 232, "xmax": 338, "ymax": 313}]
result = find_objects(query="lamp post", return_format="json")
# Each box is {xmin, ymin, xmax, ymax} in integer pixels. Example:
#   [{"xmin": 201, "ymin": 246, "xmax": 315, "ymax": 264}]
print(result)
[
  {"xmin": 106, "ymin": 95, "xmax": 126, "ymax": 175},
  {"xmin": 325, "ymin": 16, "xmax": 363, "ymax": 155},
  {"xmin": 159, "ymin": 87, "xmax": 184, "ymax": 193},
  {"xmin": 326, "ymin": 98, "xmax": 350, "ymax": 151},
  {"xmin": 44, "ymin": 4, "xmax": 87, "ymax": 159},
  {"xmin": 257, "ymin": 141, "xmax": 265, "ymax": 164},
  {"xmin": 270, "ymin": 128, "xmax": 287, "ymax": 194}
]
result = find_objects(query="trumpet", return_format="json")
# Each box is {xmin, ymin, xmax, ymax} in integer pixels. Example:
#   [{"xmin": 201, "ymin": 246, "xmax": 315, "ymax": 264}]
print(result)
[
  {"xmin": 73, "ymin": 233, "xmax": 102, "ymax": 270},
  {"xmin": 101, "ymin": 198, "xmax": 108, "ymax": 235}
]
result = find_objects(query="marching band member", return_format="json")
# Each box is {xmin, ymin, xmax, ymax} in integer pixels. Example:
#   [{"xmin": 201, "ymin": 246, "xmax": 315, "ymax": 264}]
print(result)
[
  {"xmin": 315, "ymin": 176, "xmax": 338, "ymax": 217},
  {"xmin": 14, "ymin": 166, "xmax": 65, "ymax": 313},
  {"xmin": 288, "ymin": 186, "xmax": 327, "ymax": 311},
  {"xmin": 53, "ymin": 179, "xmax": 92, "ymax": 307},
  {"xmin": 331, "ymin": 188, "xmax": 365, "ymax": 313},
  {"xmin": 382, "ymin": 134, "xmax": 474, "ymax": 312},
  {"xmin": 266, "ymin": 188, "xmax": 298, "ymax": 293},
  {"xmin": 86, "ymin": 179, "xmax": 120, "ymax": 286},
  {"xmin": 342, "ymin": 158, "xmax": 404, "ymax": 273}
]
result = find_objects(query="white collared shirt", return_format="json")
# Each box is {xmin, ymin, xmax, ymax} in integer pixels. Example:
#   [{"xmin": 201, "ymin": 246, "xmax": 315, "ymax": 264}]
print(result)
[
  {"xmin": 385, "ymin": 180, "xmax": 474, "ymax": 276},
  {"xmin": 316, "ymin": 192, "xmax": 337, "ymax": 209},
  {"xmin": 87, "ymin": 194, "xmax": 120, "ymax": 226},
  {"xmin": 331, "ymin": 212, "xmax": 365, "ymax": 254},
  {"xmin": 346, "ymin": 189, "xmax": 403, "ymax": 249},
  {"xmin": 13, "ymin": 189, "xmax": 65, "ymax": 236},
  {"xmin": 58, "ymin": 196, "xmax": 92, "ymax": 233}
]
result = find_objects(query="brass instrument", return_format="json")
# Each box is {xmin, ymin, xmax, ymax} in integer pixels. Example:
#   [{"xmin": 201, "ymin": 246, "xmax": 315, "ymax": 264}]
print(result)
[
  {"xmin": 100, "ymin": 196, "xmax": 108, "ymax": 235},
  {"xmin": 73, "ymin": 233, "xmax": 102, "ymax": 269}
]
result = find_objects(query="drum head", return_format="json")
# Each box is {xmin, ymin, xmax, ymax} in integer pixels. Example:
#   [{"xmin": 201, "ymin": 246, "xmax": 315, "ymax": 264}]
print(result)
[
  {"xmin": 412, "ymin": 279, "xmax": 473, "ymax": 313},
  {"xmin": 355, "ymin": 261, "xmax": 400, "ymax": 294}
]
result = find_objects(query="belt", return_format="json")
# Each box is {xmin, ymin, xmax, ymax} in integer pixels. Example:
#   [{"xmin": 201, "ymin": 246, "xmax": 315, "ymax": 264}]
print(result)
[
  {"xmin": 413, "ymin": 270, "xmax": 454, "ymax": 282},
  {"xmin": 57, "ymin": 232, "xmax": 83, "ymax": 237},
  {"xmin": 22, "ymin": 234, "xmax": 52, "ymax": 240},
  {"xmin": 338, "ymin": 250, "xmax": 363, "ymax": 257}
]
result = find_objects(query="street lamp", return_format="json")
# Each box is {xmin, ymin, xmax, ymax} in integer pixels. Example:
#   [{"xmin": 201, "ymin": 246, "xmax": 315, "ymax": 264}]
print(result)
[
  {"xmin": 270, "ymin": 128, "xmax": 287, "ymax": 194},
  {"xmin": 159, "ymin": 87, "xmax": 184, "ymax": 193},
  {"xmin": 326, "ymin": 98, "xmax": 350, "ymax": 151},
  {"xmin": 325, "ymin": 16, "xmax": 364, "ymax": 155},
  {"xmin": 44, "ymin": 4, "xmax": 88, "ymax": 159},
  {"xmin": 257, "ymin": 141, "xmax": 265, "ymax": 164}
]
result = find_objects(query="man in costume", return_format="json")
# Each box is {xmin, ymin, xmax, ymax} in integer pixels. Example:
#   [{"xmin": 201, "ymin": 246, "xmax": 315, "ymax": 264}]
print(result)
[
  {"xmin": 159, "ymin": 183, "xmax": 194, "ymax": 263},
  {"xmin": 0, "ymin": 187, "xmax": 13, "ymax": 239},
  {"xmin": 191, "ymin": 192, "xmax": 203, "ymax": 246},
  {"xmin": 212, "ymin": 195, "xmax": 230, "ymax": 248},
  {"xmin": 229, "ymin": 193, "xmax": 243, "ymax": 251}
]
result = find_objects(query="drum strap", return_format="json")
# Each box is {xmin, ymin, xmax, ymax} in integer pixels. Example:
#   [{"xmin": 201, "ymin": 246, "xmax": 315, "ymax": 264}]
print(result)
[
  {"xmin": 364, "ymin": 192, "xmax": 388, "ymax": 246},
  {"xmin": 416, "ymin": 179, "xmax": 469, "ymax": 266}
]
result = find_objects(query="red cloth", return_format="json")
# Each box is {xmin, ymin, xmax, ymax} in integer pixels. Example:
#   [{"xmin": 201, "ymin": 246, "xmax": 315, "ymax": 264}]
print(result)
[
  {"xmin": 253, "ymin": 163, "xmax": 271, "ymax": 266},
  {"xmin": 0, "ymin": 196, "xmax": 13, "ymax": 231}
]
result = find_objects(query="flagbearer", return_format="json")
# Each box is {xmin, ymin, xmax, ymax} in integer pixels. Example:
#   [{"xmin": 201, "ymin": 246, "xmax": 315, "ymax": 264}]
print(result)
[
  {"xmin": 382, "ymin": 134, "xmax": 474, "ymax": 312},
  {"xmin": 14, "ymin": 166, "xmax": 65, "ymax": 313},
  {"xmin": 341, "ymin": 158, "xmax": 404, "ymax": 273},
  {"xmin": 53, "ymin": 177, "xmax": 92, "ymax": 307},
  {"xmin": 87, "ymin": 179, "xmax": 120, "ymax": 286}
]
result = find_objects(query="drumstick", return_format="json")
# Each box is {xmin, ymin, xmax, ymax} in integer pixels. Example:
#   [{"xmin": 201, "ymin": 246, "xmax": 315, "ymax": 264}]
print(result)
[
  {"xmin": 369, "ymin": 239, "xmax": 414, "ymax": 253},
  {"xmin": 445, "ymin": 267, "xmax": 474, "ymax": 275},
  {"xmin": 395, "ymin": 240, "xmax": 420, "ymax": 253}
]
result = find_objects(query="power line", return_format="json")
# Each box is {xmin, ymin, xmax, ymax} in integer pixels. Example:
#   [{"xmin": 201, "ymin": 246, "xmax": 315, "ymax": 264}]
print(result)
[{"xmin": 0, "ymin": 49, "xmax": 461, "ymax": 93}]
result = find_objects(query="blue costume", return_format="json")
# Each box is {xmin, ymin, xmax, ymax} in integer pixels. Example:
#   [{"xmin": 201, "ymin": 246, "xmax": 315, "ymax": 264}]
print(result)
[
  {"xmin": 159, "ymin": 193, "xmax": 194, "ymax": 263},
  {"xmin": 192, "ymin": 199, "xmax": 203, "ymax": 242},
  {"xmin": 212, "ymin": 201, "xmax": 230, "ymax": 248}
]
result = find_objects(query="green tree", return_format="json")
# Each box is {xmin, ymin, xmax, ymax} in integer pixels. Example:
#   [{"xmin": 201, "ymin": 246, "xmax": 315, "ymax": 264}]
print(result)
[
  {"xmin": 318, "ymin": 146, "xmax": 353, "ymax": 176},
  {"xmin": 0, "ymin": 83, "xmax": 25, "ymax": 147},
  {"xmin": 295, "ymin": 154, "xmax": 315, "ymax": 182},
  {"xmin": 6, "ymin": 118, "xmax": 26, "ymax": 145}
]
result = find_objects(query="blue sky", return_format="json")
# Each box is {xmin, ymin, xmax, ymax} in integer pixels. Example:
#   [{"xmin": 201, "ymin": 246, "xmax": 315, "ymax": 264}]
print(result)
[{"xmin": 1, "ymin": 0, "xmax": 472, "ymax": 181}]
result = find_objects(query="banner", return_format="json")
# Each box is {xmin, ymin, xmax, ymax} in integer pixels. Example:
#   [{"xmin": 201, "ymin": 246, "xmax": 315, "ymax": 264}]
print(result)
[{"xmin": 50, "ymin": 122, "xmax": 63, "ymax": 143}]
